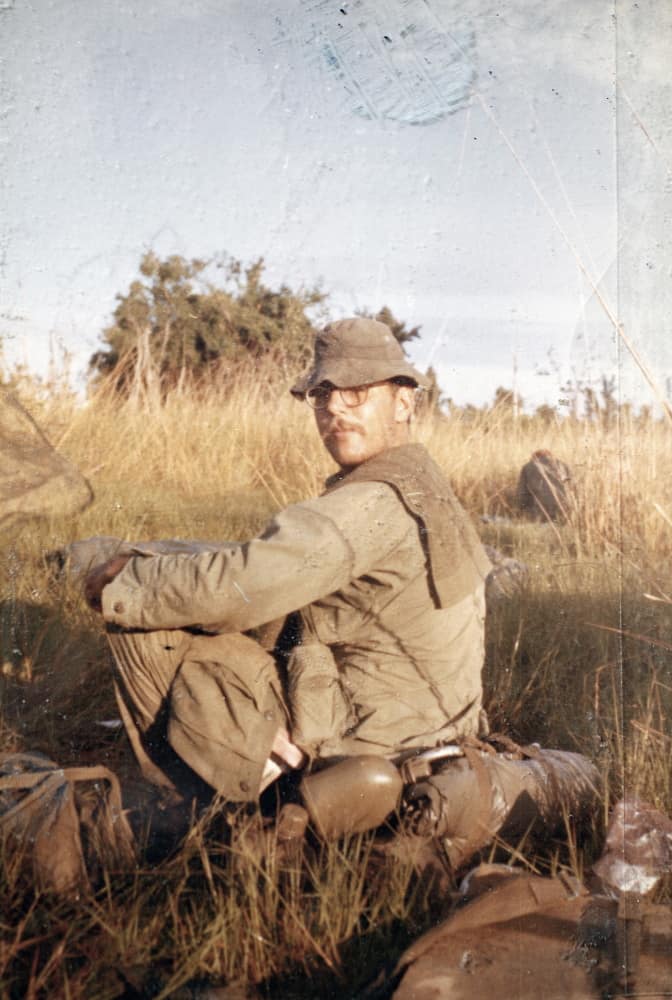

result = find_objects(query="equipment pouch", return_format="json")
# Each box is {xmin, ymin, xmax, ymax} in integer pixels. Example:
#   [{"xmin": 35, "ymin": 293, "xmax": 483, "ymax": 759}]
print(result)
[{"xmin": 285, "ymin": 642, "xmax": 350, "ymax": 756}]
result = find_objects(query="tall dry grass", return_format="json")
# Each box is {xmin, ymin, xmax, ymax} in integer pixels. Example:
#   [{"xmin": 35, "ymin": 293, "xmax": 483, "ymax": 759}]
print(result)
[{"xmin": 1, "ymin": 357, "xmax": 672, "ymax": 995}]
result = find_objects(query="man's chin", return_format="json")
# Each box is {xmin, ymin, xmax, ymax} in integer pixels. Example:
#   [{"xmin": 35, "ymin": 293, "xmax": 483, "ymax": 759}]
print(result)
[
  {"xmin": 324, "ymin": 437, "xmax": 363, "ymax": 468},
  {"xmin": 328, "ymin": 444, "xmax": 371, "ymax": 469}
]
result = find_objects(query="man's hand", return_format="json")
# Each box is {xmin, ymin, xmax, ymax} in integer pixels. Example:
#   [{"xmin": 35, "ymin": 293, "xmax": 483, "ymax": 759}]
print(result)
[
  {"xmin": 271, "ymin": 727, "xmax": 306, "ymax": 769},
  {"xmin": 84, "ymin": 554, "xmax": 132, "ymax": 613}
]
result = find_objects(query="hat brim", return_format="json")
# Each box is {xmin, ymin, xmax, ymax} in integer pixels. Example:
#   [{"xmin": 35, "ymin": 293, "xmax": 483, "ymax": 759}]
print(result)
[{"xmin": 291, "ymin": 358, "xmax": 431, "ymax": 397}]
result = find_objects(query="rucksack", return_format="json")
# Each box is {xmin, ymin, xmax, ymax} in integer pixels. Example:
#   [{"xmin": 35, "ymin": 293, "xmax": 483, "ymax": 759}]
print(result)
[{"xmin": 0, "ymin": 752, "xmax": 136, "ymax": 896}]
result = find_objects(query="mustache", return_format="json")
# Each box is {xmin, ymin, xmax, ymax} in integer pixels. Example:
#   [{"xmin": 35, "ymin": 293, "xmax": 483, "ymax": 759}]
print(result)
[{"xmin": 322, "ymin": 419, "xmax": 362, "ymax": 435}]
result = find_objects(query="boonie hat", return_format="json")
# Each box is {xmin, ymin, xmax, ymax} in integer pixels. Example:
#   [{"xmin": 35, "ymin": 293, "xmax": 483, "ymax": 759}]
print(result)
[{"xmin": 291, "ymin": 317, "xmax": 430, "ymax": 397}]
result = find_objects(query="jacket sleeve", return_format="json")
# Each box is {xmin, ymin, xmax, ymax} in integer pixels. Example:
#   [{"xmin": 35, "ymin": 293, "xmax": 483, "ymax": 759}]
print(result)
[{"xmin": 101, "ymin": 481, "xmax": 414, "ymax": 632}]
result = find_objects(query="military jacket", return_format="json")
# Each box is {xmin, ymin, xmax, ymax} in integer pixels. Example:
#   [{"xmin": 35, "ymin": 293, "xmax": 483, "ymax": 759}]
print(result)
[{"xmin": 103, "ymin": 445, "xmax": 490, "ymax": 756}]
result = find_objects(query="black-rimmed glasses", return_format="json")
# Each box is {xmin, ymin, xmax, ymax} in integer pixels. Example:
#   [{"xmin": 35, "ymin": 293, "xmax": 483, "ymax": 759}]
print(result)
[{"xmin": 304, "ymin": 381, "xmax": 393, "ymax": 410}]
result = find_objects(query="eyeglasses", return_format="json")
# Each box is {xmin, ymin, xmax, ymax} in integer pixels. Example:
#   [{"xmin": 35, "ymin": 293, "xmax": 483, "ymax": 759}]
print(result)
[{"xmin": 304, "ymin": 381, "xmax": 390, "ymax": 410}]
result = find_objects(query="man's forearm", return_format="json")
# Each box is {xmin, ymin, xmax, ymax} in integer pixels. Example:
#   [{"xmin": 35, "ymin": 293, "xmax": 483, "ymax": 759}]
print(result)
[
  {"xmin": 100, "ymin": 482, "xmax": 408, "ymax": 633},
  {"xmin": 100, "ymin": 507, "xmax": 352, "ymax": 632}
]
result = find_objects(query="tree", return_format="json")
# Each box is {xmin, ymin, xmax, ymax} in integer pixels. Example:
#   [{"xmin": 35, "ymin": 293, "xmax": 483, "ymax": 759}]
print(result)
[
  {"xmin": 89, "ymin": 253, "xmax": 328, "ymax": 390},
  {"xmin": 415, "ymin": 365, "xmax": 445, "ymax": 417},
  {"xmin": 356, "ymin": 306, "xmax": 421, "ymax": 347},
  {"xmin": 534, "ymin": 403, "xmax": 558, "ymax": 426},
  {"xmin": 491, "ymin": 386, "xmax": 523, "ymax": 416}
]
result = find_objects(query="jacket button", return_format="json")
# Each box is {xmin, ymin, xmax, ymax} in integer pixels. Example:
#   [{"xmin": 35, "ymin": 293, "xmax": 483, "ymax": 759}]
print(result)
[
  {"xmin": 239, "ymin": 780, "xmax": 250, "ymax": 793},
  {"xmin": 113, "ymin": 601, "xmax": 125, "ymax": 614}
]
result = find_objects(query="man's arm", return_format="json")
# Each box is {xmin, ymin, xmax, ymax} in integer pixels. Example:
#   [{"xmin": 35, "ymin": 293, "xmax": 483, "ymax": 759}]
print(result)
[
  {"xmin": 84, "ymin": 540, "xmax": 236, "ymax": 612},
  {"xmin": 97, "ymin": 481, "xmax": 413, "ymax": 633}
]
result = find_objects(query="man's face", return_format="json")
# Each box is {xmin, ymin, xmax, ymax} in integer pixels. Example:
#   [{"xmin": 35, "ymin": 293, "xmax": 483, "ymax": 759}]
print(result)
[{"xmin": 313, "ymin": 381, "xmax": 415, "ymax": 470}]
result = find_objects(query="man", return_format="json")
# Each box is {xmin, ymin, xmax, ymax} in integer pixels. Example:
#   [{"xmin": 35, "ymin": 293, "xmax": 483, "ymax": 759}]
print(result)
[{"xmin": 86, "ymin": 318, "xmax": 491, "ymax": 805}]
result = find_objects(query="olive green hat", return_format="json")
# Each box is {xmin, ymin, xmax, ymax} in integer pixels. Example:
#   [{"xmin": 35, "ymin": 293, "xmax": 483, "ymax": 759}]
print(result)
[{"xmin": 290, "ymin": 317, "xmax": 430, "ymax": 397}]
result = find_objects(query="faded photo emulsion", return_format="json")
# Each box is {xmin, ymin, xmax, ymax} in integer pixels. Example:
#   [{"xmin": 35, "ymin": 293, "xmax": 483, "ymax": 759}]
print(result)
[{"xmin": 2, "ymin": 2, "xmax": 671, "ymax": 996}]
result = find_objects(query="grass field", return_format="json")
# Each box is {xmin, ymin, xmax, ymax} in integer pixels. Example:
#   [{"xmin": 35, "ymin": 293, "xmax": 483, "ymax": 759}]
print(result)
[{"xmin": 1, "ymin": 359, "xmax": 671, "ymax": 997}]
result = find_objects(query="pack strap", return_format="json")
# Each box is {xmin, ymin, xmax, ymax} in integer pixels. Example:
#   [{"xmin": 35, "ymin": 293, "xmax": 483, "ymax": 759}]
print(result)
[
  {"xmin": 0, "ymin": 764, "xmax": 122, "ymax": 798},
  {"xmin": 462, "ymin": 732, "xmax": 541, "ymax": 761},
  {"xmin": 0, "ymin": 762, "xmax": 132, "ymax": 845},
  {"xmin": 0, "ymin": 770, "xmax": 68, "ymax": 825},
  {"xmin": 452, "ymin": 743, "xmax": 498, "ymax": 865}
]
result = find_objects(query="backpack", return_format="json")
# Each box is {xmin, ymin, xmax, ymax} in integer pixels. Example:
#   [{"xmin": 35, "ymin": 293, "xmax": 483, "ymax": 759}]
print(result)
[{"xmin": 0, "ymin": 752, "xmax": 136, "ymax": 895}]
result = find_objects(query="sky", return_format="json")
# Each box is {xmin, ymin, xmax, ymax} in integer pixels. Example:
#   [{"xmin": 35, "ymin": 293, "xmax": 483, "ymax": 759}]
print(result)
[{"xmin": 2, "ymin": 0, "xmax": 671, "ymax": 410}]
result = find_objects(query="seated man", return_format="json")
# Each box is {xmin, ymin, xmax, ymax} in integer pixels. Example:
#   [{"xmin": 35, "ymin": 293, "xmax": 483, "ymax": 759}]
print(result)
[{"xmin": 86, "ymin": 318, "xmax": 491, "ymax": 805}]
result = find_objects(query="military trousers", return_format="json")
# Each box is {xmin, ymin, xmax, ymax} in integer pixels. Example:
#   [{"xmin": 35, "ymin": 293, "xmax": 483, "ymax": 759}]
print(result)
[{"xmin": 107, "ymin": 627, "xmax": 287, "ymax": 802}]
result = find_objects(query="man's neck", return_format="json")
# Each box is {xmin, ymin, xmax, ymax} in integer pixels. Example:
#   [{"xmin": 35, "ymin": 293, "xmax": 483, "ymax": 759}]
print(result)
[
  {"xmin": 332, "ymin": 440, "xmax": 419, "ymax": 481},
  {"xmin": 337, "ymin": 432, "xmax": 413, "ymax": 476}
]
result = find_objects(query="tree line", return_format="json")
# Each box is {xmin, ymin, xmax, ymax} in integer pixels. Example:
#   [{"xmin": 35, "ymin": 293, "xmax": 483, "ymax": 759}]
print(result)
[
  {"xmin": 89, "ymin": 252, "xmax": 426, "ymax": 394},
  {"xmin": 87, "ymin": 251, "xmax": 655, "ymax": 426}
]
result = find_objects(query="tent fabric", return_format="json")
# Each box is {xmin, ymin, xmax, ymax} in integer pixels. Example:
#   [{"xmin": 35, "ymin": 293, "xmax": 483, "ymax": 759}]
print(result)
[{"xmin": 0, "ymin": 391, "xmax": 92, "ymax": 533}]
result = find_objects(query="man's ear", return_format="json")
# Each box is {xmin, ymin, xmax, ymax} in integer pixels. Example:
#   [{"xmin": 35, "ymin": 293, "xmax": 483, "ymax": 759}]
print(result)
[{"xmin": 393, "ymin": 385, "xmax": 416, "ymax": 424}]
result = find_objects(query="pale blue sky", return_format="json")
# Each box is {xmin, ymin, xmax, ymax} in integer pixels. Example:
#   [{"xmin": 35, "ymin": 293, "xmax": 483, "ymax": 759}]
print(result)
[{"xmin": 2, "ymin": 1, "xmax": 670, "ymax": 408}]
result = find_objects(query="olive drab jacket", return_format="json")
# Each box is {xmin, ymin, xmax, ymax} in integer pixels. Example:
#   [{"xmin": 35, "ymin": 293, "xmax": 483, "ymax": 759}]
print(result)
[{"xmin": 102, "ymin": 444, "xmax": 491, "ymax": 758}]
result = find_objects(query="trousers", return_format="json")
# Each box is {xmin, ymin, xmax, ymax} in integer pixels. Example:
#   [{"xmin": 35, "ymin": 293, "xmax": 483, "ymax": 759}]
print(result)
[{"xmin": 107, "ymin": 627, "xmax": 286, "ymax": 802}]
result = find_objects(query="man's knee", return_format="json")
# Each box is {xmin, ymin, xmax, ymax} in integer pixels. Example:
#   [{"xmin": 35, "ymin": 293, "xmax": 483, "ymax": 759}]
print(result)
[{"xmin": 167, "ymin": 632, "xmax": 286, "ymax": 800}]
